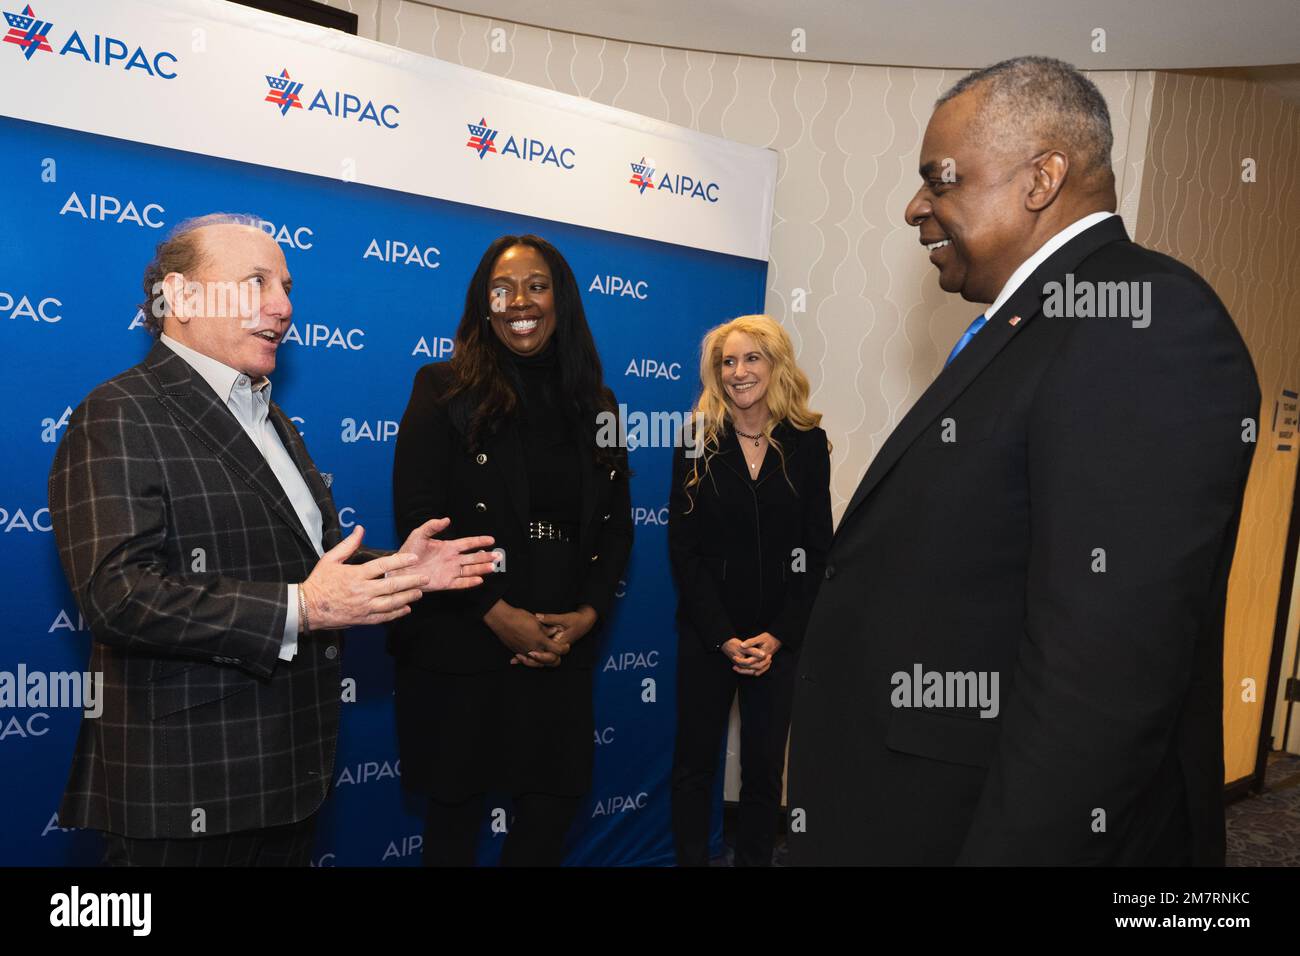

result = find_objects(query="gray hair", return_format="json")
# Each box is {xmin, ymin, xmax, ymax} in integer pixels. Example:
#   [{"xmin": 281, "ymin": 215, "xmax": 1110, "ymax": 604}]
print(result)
[
  {"xmin": 937, "ymin": 56, "xmax": 1114, "ymax": 186},
  {"xmin": 138, "ymin": 212, "xmax": 264, "ymax": 337}
]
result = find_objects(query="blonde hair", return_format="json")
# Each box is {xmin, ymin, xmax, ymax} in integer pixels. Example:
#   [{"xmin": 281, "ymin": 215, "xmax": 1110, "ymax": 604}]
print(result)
[{"xmin": 683, "ymin": 315, "xmax": 826, "ymax": 508}]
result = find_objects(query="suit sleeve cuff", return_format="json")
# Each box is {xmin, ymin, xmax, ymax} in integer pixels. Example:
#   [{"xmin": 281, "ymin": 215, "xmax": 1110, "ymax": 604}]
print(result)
[
  {"xmin": 577, "ymin": 580, "xmax": 613, "ymax": 623},
  {"xmin": 702, "ymin": 617, "xmax": 733, "ymax": 653},
  {"xmin": 468, "ymin": 577, "xmax": 506, "ymax": 620},
  {"xmin": 280, "ymin": 584, "xmax": 299, "ymax": 661}
]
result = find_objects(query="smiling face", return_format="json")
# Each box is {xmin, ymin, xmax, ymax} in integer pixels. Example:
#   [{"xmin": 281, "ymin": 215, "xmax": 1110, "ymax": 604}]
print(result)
[
  {"xmin": 163, "ymin": 223, "xmax": 293, "ymax": 379},
  {"xmin": 903, "ymin": 88, "xmax": 1037, "ymax": 305},
  {"xmin": 720, "ymin": 330, "xmax": 771, "ymax": 415},
  {"xmin": 486, "ymin": 244, "xmax": 558, "ymax": 357}
]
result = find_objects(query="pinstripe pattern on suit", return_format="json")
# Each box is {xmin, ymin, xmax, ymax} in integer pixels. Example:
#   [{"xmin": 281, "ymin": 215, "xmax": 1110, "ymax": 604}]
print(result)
[{"xmin": 49, "ymin": 339, "xmax": 349, "ymax": 839}]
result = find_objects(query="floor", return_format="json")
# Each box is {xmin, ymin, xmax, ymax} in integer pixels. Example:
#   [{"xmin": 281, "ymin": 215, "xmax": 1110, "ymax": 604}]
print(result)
[
  {"xmin": 710, "ymin": 751, "xmax": 1300, "ymax": 866},
  {"xmin": 1225, "ymin": 751, "xmax": 1300, "ymax": 866}
]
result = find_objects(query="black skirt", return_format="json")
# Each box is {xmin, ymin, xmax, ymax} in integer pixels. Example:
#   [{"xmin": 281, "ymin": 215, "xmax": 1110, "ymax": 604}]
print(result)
[{"xmin": 395, "ymin": 538, "xmax": 595, "ymax": 801}]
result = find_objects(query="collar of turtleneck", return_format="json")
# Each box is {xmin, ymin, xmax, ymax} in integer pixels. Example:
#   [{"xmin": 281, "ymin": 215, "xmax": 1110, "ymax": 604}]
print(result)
[{"xmin": 502, "ymin": 337, "xmax": 558, "ymax": 370}]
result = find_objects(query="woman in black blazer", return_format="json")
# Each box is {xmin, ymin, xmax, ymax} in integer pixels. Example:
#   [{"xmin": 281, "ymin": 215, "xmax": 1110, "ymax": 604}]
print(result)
[
  {"xmin": 391, "ymin": 234, "xmax": 632, "ymax": 866},
  {"xmin": 668, "ymin": 314, "xmax": 832, "ymax": 866}
]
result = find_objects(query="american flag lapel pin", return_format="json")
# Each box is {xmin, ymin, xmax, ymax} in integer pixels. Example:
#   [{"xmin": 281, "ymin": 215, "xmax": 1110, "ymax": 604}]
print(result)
[{"xmin": 1008, "ymin": 315, "xmax": 1022, "ymax": 326}]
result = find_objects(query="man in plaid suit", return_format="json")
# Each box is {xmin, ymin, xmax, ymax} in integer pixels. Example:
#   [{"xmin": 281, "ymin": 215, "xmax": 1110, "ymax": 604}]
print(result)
[{"xmin": 48, "ymin": 213, "xmax": 496, "ymax": 866}]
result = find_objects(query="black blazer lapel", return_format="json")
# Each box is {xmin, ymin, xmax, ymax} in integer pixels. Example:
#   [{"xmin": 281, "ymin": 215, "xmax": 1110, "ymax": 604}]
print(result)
[
  {"xmin": 837, "ymin": 215, "xmax": 1130, "ymax": 533},
  {"xmin": 575, "ymin": 423, "xmax": 597, "ymax": 544},
  {"xmin": 756, "ymin": 420, "xmax": 801, "ymax": 487},
  {"xmin": 714, "ymin": 425, "xmax": 748, "ymax": 482},
  {"xmin": 144, "ymin": 340, "xmax": 319, "ymax": 557},
  {"xmin": 711, "ymin": 420, "xmax": 799, "ymax": 485}
]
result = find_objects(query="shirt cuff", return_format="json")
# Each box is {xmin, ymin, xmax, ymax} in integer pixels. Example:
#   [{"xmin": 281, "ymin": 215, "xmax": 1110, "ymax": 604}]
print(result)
[{"xmin": 280, "ymin": 584, "xmax": 299, "ymax": 661}]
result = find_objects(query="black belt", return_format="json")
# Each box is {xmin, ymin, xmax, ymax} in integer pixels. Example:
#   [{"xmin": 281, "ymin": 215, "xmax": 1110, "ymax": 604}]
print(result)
[{"xmin": 527, "ymin": 519, "xmax": 575, "ymax": 542}]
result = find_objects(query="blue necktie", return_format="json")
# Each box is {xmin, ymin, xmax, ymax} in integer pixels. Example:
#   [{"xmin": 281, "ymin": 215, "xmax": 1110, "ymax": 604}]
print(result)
[{"xmin": 944, "ymin": 314, "xmax": 988, "ymax": 367}]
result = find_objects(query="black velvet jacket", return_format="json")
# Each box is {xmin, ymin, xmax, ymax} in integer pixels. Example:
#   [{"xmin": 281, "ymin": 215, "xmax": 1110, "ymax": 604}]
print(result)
[{"xmin": 668, "ymin": 420, "xmax": 832, "ymax": 655}]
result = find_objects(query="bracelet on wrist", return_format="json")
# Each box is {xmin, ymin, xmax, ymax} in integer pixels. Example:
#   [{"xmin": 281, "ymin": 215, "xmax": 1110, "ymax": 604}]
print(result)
[{"xmin": 298, "ymin": 586, "xmax": 311, "ymax": 635}]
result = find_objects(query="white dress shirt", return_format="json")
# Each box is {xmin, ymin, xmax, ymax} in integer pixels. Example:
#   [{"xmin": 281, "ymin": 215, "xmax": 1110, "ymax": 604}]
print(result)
[
  {"xmin": 984, "ymin": 211, "xmax": 1116, "ymax": 320},
  {"xmin": 160, "ymin": 334, "xmax": 324, "ymax": 661}
]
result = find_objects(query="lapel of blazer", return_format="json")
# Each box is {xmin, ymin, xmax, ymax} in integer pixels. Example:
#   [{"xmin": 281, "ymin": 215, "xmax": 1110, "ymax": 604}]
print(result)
[
  {"xmin": 758, "ymin": 420, "xmax": 801, "ymax": 487},
  {"xmin": 268, "ymin": 403, "xmax": 340, "ymax": 551},
  {"xmin": 575, "ymin": 421, "xmax": 598, "ymax": 542},
  {"xmin": 713, "ymin": 423, "xmax": 748, "ymax": 482},
  {"xmin": 144, "ymin": 339, "xmax": 319, "ymax": 557},
  {"xmin": 714, "ymin": 419, "xmax": 799, "ymax": 486},
  {"xmin": 836, "ymin": 215, "xmax": 1130, "ymax": 534}
]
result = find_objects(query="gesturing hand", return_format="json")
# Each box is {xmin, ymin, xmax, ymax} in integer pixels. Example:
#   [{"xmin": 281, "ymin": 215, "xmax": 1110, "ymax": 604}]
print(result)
[
  {"xmin": 400, "ymin": 517, "xmax": 497, "ymax": 591},
  {"xmin": 301, "ymin": 525, "xmax": 429, "ymax": 630},
  {"xmin": 484, "ymin": 600, "xmax": 570, "ymax": 668}
]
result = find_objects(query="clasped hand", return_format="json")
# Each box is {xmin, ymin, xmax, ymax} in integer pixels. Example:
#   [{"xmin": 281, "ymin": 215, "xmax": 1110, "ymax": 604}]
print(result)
[
  {"xmin": 485, "ymin": 601, "xmax": 597, "ymax": 668},
  {"xmin": 723, "ymin": 632, "xmax": 781, "ymax": 676}
]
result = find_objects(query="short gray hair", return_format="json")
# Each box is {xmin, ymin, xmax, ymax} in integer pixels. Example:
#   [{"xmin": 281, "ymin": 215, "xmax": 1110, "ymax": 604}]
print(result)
[
  {"xmin": 937, "ymin": 56, "xmax": 1113, "ymax": 186},
  {"xmin": 138, "ymin": 212, "xmax": 264, "ymax": 337}
]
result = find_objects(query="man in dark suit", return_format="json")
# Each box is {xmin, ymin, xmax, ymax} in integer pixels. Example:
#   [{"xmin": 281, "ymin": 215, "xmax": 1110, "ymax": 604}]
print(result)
[
  {"xmin": 48, "ymin": 213, "xmax": 497, "ymax": 866},
  {"xmin": 786, "ymin": 57, "xmax": 1260, "ymax": 865}
]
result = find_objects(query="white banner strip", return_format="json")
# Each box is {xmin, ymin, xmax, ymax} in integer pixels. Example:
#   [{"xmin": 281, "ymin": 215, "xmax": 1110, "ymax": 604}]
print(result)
[{"xmin": 0, "ymin": 0, "xmax": 777, "ymax": 261}]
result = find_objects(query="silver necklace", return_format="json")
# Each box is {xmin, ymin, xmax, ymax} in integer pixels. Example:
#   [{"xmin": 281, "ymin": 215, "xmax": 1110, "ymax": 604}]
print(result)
[{"xmin": 735, "ymin": 426, "xmax": 765, "ymax": 471}]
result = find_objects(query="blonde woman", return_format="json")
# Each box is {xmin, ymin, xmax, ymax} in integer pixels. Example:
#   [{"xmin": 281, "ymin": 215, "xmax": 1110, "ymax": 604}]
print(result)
[{"xmin": 668, "ymin": 315, "xmax": 832, "ymax": 866}]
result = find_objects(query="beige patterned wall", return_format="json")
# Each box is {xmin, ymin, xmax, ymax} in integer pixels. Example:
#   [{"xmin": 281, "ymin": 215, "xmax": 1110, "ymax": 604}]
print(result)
[
  {"xmin": 320, "ymin": 0, "xmax": 1153, "ymax": 522},
  {"xmin": 316, "ymin": 0, "xmax": 381, "ymax": 39},
  {"xmin": 315, "ymin": 0, "xmax": 1300, "ymax": 792},
  {"xmin": 1136, "ymin": 71, "xmax": 1300, "ymax": 783}
]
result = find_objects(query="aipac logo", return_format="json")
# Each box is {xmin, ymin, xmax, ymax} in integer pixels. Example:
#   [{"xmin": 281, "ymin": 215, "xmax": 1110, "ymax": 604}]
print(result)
[
  {"xmin": 340, "ymin": 417, "xmax": 398, "ymax": 443},
  {"xmin": 626, "ymin": 154, "xmax": 719, "ymax": 203},
  {"xmin": 265, "ymin": 68, "xmax": 304, "ymax": 116},
  {"xmin": 3, "ymin": 4, "xmax": 52, "ymax": 60},
  {"xmin": 3, "ymin": 4, "xmax": 178, "ymax": 77},
  {"xmin": 629, "ymin": 157, "xmax": 654, "ymax": 194},
  {"xmin": 465, "ymin": 116, "xmax": 575, "ymax": 169},
  {"xmin": 263, "ymin": 66, "xmax": 400, "ymax": 128},
  {"xmin": 467, "ymin": 116, "xmax": 497, "ymax": 158}
]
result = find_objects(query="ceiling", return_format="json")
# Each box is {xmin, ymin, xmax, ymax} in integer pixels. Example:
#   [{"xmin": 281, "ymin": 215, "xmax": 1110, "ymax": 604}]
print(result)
[
  {"xmin": 1232, "ymin": 64, "xmax": 1300, "ymax": 103},
  {"xmin": 427, "ymin": 0, "xmax": 1299, "ymax": 72}
]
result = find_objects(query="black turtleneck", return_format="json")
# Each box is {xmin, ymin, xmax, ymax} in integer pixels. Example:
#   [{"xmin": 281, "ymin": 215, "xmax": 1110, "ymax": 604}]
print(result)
[{"xmin": 503, "ymin": 340, "xmax": 581, "ymax": 525}]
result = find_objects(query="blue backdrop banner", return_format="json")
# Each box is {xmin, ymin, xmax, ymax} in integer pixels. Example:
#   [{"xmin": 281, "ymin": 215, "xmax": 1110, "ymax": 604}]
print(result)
[{"xmin": 0, "ymin": 0, "xmax": 775, "ymax": 866}]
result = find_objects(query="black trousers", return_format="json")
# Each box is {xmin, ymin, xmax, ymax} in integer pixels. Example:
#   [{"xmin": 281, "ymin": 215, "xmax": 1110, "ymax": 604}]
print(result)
[
  {"xmin": 422, "ymin": 792, "xmax": 581, "ymax": 867},
  {"xmin": 101, "ymin": 814, "xmax": 318, "ymax": 867},
  {"xmin": 671, "ymin": 644, "xmax": 797, "ymax": 866}
]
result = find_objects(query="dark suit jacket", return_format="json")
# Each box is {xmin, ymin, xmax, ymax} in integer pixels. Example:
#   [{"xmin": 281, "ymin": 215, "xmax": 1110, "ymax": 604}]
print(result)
[
  {"xmin": 668, "ymin": 420, "xmax": 832, "ymax": 655},
  {"xmin": 49, "ymin": 339, "xmax": 351, "ymax": 840},
  {"xmin": 389, "ymin": 361, "xmax": 633, "ymax": 674},
  {"xmin": 787, "ymin": 216, "xmax": 1260, "ymax": 865}
]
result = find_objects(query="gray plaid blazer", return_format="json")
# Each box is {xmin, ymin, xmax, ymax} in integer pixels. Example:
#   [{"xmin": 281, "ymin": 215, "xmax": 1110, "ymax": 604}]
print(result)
[{"xmin": 49, "ymin": 339, "xmax": 352, "ymax": 840}]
